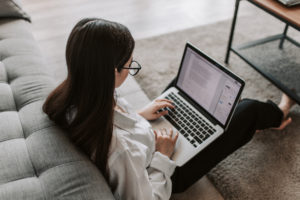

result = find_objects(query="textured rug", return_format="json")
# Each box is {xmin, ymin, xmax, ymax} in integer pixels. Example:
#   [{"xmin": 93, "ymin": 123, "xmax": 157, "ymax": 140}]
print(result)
[{"xmin": 134, "ymin": 11, "xmax": 300, "ymax": 200}]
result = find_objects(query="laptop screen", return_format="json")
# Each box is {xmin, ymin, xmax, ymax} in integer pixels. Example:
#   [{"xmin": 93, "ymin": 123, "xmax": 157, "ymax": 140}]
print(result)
[{"xmin": 177, "ymin": 46, "xmax": 242, "ymax": 126}]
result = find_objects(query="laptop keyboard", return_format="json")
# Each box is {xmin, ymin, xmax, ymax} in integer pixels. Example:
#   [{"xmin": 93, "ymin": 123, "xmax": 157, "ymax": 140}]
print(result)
[{"xmin": 162, "ymin": 92, "xmax": 217, "ymax": 148}]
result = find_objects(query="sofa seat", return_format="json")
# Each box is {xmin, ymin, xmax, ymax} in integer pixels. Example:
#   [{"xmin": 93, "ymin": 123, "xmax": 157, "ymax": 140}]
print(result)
[{"xmin": 0, "ymin": 19, "xmax": 114, "ymax": 199}]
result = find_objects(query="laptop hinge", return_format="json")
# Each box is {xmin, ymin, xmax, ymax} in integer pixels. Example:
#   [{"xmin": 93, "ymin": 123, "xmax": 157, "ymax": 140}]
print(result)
[{"xmin": 178, "ymin": 91, "xmax": 218, "ymax": 126}]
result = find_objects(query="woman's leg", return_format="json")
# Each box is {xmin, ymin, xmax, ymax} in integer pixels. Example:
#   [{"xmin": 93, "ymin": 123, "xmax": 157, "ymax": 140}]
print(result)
[{"xmin": 171, "ymin": 98, "xmax": 283, "ymax": 193}]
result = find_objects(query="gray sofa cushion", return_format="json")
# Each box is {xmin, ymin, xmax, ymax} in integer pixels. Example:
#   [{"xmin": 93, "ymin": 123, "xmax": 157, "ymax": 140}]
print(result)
[
  {"xmin": 0, "ymin": 19, "xmax": 114, "ymax": 199},
  {"xmin": 0, "ymin": 0, "xmax": 31, "ymax": 22}
]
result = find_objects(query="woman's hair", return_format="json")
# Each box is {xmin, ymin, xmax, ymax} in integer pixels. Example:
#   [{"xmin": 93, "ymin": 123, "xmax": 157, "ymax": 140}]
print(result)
[{"xmin": 43, "ymin": 18, "xmax": 135, "ymax": 180}]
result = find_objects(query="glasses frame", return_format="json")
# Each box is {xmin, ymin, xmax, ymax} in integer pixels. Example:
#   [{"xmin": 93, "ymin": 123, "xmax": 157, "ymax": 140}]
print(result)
[{"xmin": 121, "ymin": 60, "xmax": 142, "ymax": 76}]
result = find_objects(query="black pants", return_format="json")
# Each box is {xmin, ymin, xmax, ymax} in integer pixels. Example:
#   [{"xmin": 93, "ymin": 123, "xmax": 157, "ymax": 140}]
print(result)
[{"xmin": 163, "ymin": 79, "xmax": 284, "ymax": 193}]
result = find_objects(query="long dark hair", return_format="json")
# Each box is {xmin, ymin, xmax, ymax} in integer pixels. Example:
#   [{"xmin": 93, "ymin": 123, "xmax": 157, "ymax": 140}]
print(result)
[{"xmin": 43, "ymin": 18, "xmax": 135, "ymax": 180}]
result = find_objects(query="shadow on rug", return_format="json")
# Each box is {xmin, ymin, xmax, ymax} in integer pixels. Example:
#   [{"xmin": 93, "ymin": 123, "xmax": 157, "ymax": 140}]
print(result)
[{"xmin": 134, "ymin": 11, "xmax": 300, "ymax": 200}]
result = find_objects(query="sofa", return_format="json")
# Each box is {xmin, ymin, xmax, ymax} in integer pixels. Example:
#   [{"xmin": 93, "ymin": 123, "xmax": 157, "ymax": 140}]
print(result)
[{"xmin": 0, "ymin": 9, "xmax": 115, "ymax": 200}]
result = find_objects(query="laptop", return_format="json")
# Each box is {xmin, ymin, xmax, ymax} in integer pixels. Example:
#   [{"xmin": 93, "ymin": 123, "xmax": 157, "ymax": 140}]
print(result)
[{"xmin": 154, "ymin": 43, "xmax": 245, "ymax": 166}]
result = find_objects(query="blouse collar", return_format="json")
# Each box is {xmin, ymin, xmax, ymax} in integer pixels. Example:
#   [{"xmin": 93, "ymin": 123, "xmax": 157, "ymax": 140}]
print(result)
[
  {"xmin": 113, "ymin": 110, "xmax": 137, "ymax": 130},
  {"xmin": 113, "ymin": 98, "xmax": 137, "ymax": 130}
]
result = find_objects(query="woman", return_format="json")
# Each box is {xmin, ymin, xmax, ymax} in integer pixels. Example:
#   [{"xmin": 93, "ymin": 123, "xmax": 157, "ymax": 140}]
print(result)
[{"xmin": 43, "ymin": 18, "xmax": 295, "ymax": 200}]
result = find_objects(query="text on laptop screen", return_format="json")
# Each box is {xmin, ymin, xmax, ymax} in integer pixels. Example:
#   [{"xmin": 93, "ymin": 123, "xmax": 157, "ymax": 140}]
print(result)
[{"xmin": 177, "ymin": 47, "xmax": 241, "ymax": 125}]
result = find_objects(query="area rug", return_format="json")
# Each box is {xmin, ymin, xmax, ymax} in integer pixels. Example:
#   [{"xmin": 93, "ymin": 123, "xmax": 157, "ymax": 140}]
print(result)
[{"xmin": 134, "ymin": 11, "xmax": 300, "ymax": 200}]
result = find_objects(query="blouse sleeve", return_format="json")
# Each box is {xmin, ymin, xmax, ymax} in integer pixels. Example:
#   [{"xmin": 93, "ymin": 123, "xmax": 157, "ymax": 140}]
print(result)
[{"xmin": 109, "ymin": 145, "xmax": 176, "ymax": 200}]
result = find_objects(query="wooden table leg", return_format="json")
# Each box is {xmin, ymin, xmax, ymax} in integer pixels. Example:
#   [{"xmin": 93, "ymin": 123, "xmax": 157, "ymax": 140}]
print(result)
[{"xmin": 225, "ymin": 0, "xmax": 241, "ymax": 64}]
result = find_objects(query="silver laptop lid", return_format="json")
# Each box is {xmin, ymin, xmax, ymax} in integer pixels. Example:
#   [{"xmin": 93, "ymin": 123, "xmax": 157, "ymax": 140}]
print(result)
[{"xmin": 175, "ymin": 43, "xmax": 245, "ymax": 129}]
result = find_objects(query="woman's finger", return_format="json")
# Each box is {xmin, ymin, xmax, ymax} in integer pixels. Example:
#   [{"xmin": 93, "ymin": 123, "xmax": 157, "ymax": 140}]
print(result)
[
  {"xmin": 162, "ymin": 128, "xmax": 167, "ymax": 135},
  {"xmin": 156, "ymin": 99, "xmax": 174, "ymax": 104},
  {"xmin": 169, "ymin": 128, "xmax": 174, "ymax": 138},
  {"xmin": 156, "ymin": 110, "xmax": 168, "ymax": 117},
  {"xmin": 155, "ymin": 102, "xmax": 175, "ymax": 111},
  {"xmin": 173, "ymin": 132, "xmax": 179, "ymax": 143},
  {"xmin": 153, "ymin": 130, "xmax": 158, "ymax": 140},
  {"xmin": 160, "ymin": 101, "xmax": 175, "ymax": 108},
  {"xmin": 159, "ymin": 128, "xmax": 164, "ymax": 135}
]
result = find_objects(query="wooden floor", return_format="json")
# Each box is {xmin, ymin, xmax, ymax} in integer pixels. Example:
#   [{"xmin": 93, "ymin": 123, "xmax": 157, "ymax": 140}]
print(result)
[
  {"xmin": 20, "ymin": 1, "xmax": 257, "ymax": 199},
  {"xmin": 22, "ymin": 0, "xmax": 256, "ymax": 40},
  {"xmin": 22, "ymin": 0, "xmax": 257, "ymax": 82}
]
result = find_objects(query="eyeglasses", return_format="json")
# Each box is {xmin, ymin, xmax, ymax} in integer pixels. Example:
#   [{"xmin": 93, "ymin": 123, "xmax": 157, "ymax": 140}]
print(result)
[{"xmin": 121, "ymin": 60, "xmax": 142, "ymax": 76}]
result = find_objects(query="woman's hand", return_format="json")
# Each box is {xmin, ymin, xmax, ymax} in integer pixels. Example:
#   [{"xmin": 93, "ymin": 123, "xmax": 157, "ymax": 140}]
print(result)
[
  {"xmin": 138, "ymin": 99, "xmax": 175, "ymax": 121},
  {"xmin": 153, "ymin": 128, "xmax": 179, "ymax": 158}
]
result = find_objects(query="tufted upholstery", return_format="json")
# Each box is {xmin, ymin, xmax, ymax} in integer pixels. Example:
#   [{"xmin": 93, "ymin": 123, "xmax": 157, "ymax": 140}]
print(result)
[{"xmin": 0, "ymin": 19, "xmax": 114, "ymax": 199}]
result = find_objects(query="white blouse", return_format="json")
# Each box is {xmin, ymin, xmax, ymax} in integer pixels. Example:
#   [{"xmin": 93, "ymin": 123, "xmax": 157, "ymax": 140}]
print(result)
[{"xmin": 108, "ymin": 98, "xmax": 176, "ymax": 200}]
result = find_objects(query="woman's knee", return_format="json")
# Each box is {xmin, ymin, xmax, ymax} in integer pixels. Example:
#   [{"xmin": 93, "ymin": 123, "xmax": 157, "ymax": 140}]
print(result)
[{"xmin": 239, "ymin": 98, "xmax": 282, "ymax": 129}]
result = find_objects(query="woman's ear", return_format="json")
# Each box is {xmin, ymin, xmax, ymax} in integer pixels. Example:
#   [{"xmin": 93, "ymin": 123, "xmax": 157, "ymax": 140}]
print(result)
[
  {"xmin": 114, "ymin": 68, "xmax": 119, "ymax": 88},
  {"xmin": 115, "ymin": 68, "xmax": 120, "ymax": 76}
]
